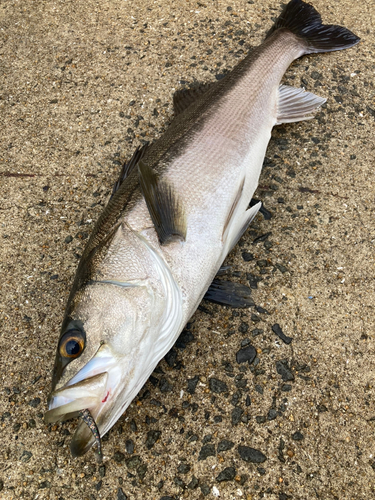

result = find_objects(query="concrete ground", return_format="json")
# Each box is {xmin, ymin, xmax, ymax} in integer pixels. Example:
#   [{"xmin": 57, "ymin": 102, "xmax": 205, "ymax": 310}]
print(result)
[{"xmin": 1, "ymin": 0, "xmax": 374, "ymax": 499}]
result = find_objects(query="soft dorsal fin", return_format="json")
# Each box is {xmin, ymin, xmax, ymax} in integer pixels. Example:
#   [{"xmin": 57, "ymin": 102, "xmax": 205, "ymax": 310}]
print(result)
[
  {"xmin": 138, "ymin": 160, "xmax": 186, "ymax": 245},
  {"xmin": 112, "ymin": 143, "xmax": 148, "ymax": 196},
  {"xmin": 173, "ymin": 83, "xmax": 214, "ymax": 116}
]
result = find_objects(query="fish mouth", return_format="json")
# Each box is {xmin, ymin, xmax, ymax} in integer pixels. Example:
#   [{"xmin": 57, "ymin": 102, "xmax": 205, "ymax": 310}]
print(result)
[
  {"xmin": 45, "ymin": 372, "xmax": 108, "ymax": 424},
  {"xmin": 45, "ymin": 344, "xmax": 122, "ymax": 457}
]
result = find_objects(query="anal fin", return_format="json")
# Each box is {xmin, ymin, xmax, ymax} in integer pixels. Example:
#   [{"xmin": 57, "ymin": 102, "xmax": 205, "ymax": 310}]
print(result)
[
  {"xmin": 138, "ymin": 160, "xmax": 186, "ymax": 245},
  {"xmin": 276, "ymin": 85, "xmax": 326, "ymax": 124},
  {"xmin": 204, "ymin": 279, "xmax": 254, "ymax": 308}
]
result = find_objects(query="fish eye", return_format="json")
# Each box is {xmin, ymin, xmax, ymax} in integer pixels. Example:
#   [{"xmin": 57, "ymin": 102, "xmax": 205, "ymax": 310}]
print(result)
[{"xmin": 59, "ymin": 330, "xmax": 85, "ymax": 359}]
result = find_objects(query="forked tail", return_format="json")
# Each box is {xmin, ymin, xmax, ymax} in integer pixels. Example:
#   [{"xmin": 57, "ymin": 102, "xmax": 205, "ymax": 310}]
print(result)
[{"xmin": 267, "ymin": 0, "xmax": 360, "ymax": 54}]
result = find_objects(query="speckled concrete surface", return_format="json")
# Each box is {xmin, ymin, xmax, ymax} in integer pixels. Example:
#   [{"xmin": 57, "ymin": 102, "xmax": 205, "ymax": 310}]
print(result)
[{"xmin": 1, "ymin": 1, "xmax": 375, "ymax": 499}]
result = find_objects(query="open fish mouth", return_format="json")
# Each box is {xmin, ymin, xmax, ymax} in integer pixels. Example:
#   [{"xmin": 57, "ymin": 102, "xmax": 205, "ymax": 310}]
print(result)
[
  {"xmin": 45, "ymin": 344, "xmax": 123, "ymax": 457},
  {"xmin": 45, "ymin": 371, "xmax": 108, "ymax": 424},
  {"xmin": 45, "ymin": 371, "xmax": 108, "ymax": 457}
]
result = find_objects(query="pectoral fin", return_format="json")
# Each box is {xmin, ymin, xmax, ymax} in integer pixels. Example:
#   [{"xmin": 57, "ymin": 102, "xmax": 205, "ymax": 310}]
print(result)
[
  {"xmin": 138, "ymin": 160, "xmax": 186, "ymax": 245},
  {"xmin": 204, "ymin": 279, "xmax": 254, "ymax": 308},
  {"xmin": 276, "ymin": 85, "xmax": 326, "ymax": 124}
]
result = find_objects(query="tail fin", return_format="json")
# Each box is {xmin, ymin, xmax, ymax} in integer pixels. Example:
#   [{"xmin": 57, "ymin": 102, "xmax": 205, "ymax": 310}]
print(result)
[{"xmin": 267, "ymin": 0, "xmax": 360, "ymax": 54}]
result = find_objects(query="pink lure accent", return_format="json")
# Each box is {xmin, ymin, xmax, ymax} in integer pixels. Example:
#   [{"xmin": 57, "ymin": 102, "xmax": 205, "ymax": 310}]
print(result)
[{"xmin": 102, "ymin": 391, "xmax": 109, "ymax": 403}]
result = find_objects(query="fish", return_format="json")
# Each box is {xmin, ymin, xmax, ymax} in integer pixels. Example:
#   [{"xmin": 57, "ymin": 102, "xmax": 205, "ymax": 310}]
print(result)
[{"xmin": 45, "ymin": 0, "xmax": 360, "ymax": 458}]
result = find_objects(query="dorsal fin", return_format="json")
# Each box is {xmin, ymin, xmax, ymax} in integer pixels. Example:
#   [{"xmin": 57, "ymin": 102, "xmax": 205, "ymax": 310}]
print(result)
[
  {"xmin": 173, "ymin": 83, "xmax": 214, "ymax": 116},
  {"xmin": 138, "ymin": 160, "xmax": 186, "ymax": 245},
  {"xmin": 112, "ymin": 143, "xmax": 148, "ymax": 196}
]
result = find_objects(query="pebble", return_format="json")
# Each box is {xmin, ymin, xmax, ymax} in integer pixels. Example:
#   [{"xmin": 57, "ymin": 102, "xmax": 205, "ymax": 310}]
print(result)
[
  {"xmin": 146, "ymin": 430, "xmax": 161, "ymax": 449},
  {"xmin": 201, "ymin": 484, "xmax": 211, "ymax": 496},
  {"xmin": 159, "ymin": 377, "xmax": 173, "ymax": 393},
  {"xmin": 275, "ymin": 263, "xmax": 288, "ymax": 273},
  {"xmin": 187, "ymin": 476, "xmax": 199, "ymax": 489},
  {"xmin": 292, "ymin": 431, "xmax": 304, "ymax": 441},
  {"xmin": 281, "ymin": 384, "xmax": 292, "ymax": 392},
  {"xmin": 268, "ymin": 409, "xmax": 277, "ymax": 421},
  {"xmin": 247, "ymin": 273, "xmax": 262, "ymax": 289},
  {"xmin": 253, "ymin": 232, "xmax": 271, "ymax": 244},
  {"xmin": 113, "ymin": 451, "xmax": 125, "ymax": 463},
  {"xmin": 29, "ymin": 397, "xmax": 41, "ymax": 408},
  {"xmin": 198, "ymin": 444, "xmax": 216, "ymax": 461},
  {"xmin": 238, "ymin": 445, "xmax": 267, "ymax": 463},
  {"xmin": 39, "ymin": 481, "xmax": 51, "ymax": 489},
  {"xmin": 117, "ymin": 487, "xmax": 128, "ymax": 500},
  {"xmin": 175, "ymin": 330, "xmax": 194, "ymax": 349},
  {"xmin": 137, "ymin": 464, "xmax": 147, "ymax": 480},
  {"xmin": 218, "ymin": 439, "xmax": 234, "ymax": 452},
  {"xmin": 21, "ymin": 450, "xmax": 32, "ymax": 462},
  {"xmin": 125, "ymin": 455, "xmax": 142, "ymax": 469},
  {"xmin": 164, "ymin": 348, "xmax": 177, "ymax": 367},
  {"xmin": 272, "ymin": 324, "xmax": 292, "ymax": 345},
  {"xmin": 216, "ymin": 467, "xmax": 236, "ymax": 482},
  {"xmin": 238, "ymin": 322, "xmax": 249, "ymax": 334},
  {"xmin": 231, "ymin": 407, "xmax": 244, "ymax": 425},
  {"xmin": 187, "ymin": 375, "xmax": 199, "ymax": 394},
  {"xmin": 276, "ymin": 360, "xmax": 295, "ymax": 381},
  {"xmin": 125, "ymin": 439, "xmax": 134, "ymax": 454},
  {"xmin": 177, "ymin": 463, "xmax": 191, "ymax": 474},
  {"xmin": 209, "ymin": 378, "xmax": 228, "ymax": 393},
  {"xmin": 256, "ymin": 416, "xmax": 266, "ymax": 424},
  {"xmin": 255, "ymin": 384, "xmax": 264, "ymax": 395},
  {"xmin": 242, "ymin": 251, "xmax": 254, "ymax": 261},
  {"xmin": 236, "ymin": 345, "xmax": 256, "ymax": 364}
]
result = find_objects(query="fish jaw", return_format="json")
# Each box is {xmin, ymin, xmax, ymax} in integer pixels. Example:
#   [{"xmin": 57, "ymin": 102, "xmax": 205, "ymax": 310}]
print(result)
[{"xmin": 45, "ymin": 344, "xmax": 125, "ymax": 455}]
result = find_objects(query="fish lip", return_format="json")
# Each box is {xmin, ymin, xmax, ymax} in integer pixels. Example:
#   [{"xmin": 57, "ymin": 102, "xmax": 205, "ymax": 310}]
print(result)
[{"xmin": 45, "ymin": 372, "xmax": 108, "ymax": 424}]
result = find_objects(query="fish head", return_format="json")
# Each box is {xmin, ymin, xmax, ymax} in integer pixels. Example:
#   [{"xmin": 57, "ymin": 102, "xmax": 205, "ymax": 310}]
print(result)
[{"xmin": 45, "ymin": 280, "xmax": 164, "ymax": 457}]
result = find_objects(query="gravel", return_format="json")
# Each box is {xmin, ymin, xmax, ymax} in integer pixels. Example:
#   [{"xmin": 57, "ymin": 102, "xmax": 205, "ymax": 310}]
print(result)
[{"xmin": 237, "ymin": 445, "xmax": 267, "ymax": 463}]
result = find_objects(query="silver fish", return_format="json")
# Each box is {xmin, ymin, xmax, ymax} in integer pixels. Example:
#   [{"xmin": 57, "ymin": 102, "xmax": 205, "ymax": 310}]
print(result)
[{"xmin": 45, "ymin": 0, "xmax": 359, "ymax": 457}]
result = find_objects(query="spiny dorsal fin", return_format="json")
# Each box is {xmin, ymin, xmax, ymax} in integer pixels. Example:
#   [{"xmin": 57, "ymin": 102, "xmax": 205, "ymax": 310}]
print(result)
[
  {"xmin": 138, "ymin": 160, "xmax": 186, "ymax": 245},
  {"xmin": 173, "ymin": 83, "xmax": 214, "ymax": 116},
  {"xmin": 112, "ymin": 143, "xmax": 148, "ymax": 196}
]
